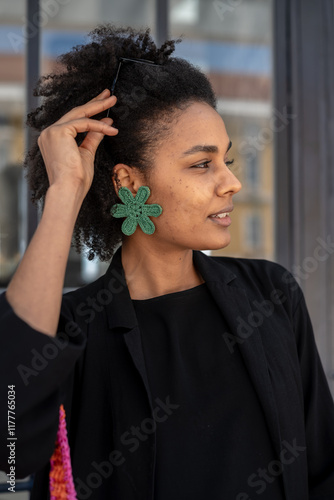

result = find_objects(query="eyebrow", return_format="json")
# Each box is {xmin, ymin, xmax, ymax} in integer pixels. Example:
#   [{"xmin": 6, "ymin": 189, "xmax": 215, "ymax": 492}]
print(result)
[{"xmin": 181, "ymin": 140, "xmax": 232, "ymax": 157}]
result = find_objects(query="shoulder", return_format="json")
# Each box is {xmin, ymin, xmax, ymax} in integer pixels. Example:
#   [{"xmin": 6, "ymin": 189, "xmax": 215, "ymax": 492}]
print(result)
[
  {"xmin": 59, "ymin": 273, "xmax": 108, "ymax": 316},
  {"xmin": 211, "ymin": 255, "xmax": 291, "ymax": 283},
  {"xmin": 208, "ymin": 255, "xmax": 303, "ymax": 310}
]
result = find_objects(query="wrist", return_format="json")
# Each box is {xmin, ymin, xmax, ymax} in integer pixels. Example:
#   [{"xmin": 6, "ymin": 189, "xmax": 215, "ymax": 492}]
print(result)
[
  {"xmin": 43, "ymin": 183, "xmax": 86, "ymax": 220},
  {"xmin": 47, "ymin": 180, "xmax": 86, "ymax": 201}
]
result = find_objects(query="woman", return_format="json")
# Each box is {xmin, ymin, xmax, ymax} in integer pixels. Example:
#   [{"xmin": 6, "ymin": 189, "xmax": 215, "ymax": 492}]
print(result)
[{"xmin": 0, "ymin": 25, "xmax": 333, "ymax": 500}]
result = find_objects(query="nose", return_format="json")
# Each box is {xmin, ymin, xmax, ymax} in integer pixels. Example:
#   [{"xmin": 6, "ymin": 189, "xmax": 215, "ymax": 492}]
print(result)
[{"xmin": 216, "ymin": 164, "xmax": 242, "ymax": 197}]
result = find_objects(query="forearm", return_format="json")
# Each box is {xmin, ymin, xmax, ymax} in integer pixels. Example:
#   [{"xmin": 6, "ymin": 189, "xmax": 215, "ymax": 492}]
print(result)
[{"xmin": 5, "ymin": 183, "xmax": 85, "ymax": 337}]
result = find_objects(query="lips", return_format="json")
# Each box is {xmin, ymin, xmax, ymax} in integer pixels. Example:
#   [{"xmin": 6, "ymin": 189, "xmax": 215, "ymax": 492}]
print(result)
[
  {"xmin": 208, "ymin": 206, "xmax": 234, "ymax": 226},
  {"xmin": 210, "ymin": 212, "xmax": 230, "ymax": 219},
  {"xmin": 209, "ymin": 206, "xmax": 234, "ymax": 219}
]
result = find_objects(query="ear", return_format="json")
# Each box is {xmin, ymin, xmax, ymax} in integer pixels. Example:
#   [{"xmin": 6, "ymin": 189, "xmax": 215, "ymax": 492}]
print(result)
[{"xmin": 112, "ymin": 164, "xmax": 144, "ymax": 197}]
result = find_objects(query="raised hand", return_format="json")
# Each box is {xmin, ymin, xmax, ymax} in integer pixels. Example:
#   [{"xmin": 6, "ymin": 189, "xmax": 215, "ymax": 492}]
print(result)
[{"xmin": 37, "ymin": 88, "xmax": 118, "ymax": 200}]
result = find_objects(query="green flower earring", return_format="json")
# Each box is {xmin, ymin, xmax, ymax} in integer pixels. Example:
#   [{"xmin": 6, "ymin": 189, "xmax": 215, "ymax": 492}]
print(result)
[{"xmin": 110, "ymin": 186, "xmax": 163, "ymax": 236}]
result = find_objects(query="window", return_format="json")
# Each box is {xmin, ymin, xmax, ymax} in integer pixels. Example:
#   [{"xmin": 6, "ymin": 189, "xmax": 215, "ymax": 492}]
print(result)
[
  {"xmin": 0, "ymin": 7, "xmax": 26, "ymax": 287},
  {"xmin": 243, "ymin": 212, "xmax": 263, "ymax": 251},
  {"xmin": 245, "ymin": 154, "xmax": 260, "ymax": 190},
  {"xmin": 170, "ymin": 0, "xmax": 275, "ymax": 261}
]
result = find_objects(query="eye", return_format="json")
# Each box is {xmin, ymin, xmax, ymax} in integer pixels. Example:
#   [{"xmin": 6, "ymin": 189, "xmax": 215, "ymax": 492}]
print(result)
[
  {"xmin": 190, "ymin": 158, "xmax": 235, "ymax": 169},
  {"xmin": 190, "ymin": 160, "xmax": 211, "ymax": 169},
  {"xmin": 225, "ymin": 158, "xmax": 235, "ymax": 168}
]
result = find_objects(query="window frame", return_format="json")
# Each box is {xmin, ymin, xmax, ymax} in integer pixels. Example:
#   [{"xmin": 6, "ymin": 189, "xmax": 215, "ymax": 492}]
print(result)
[{"xmin": 273, "ymin": 0, "xmax": 334, "ymax": 392}]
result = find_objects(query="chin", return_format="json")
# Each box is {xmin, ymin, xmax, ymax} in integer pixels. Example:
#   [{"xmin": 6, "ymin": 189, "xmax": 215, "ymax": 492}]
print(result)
[{"xmin": 191, "ymin": 235, "xmax": 232, "ymax": 252}]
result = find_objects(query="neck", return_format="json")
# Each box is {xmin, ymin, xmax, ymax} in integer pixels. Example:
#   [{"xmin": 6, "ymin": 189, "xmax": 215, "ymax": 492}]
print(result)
[{"xmin": 120, "ymin": 238, "xmax": 204, "ymax": 300}]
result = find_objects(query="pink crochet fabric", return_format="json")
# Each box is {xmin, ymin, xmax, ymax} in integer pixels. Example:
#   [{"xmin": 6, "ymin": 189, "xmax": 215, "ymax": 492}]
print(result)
[{"xmin": 49, "ymin": 404, "xmax": 77, "ymax": 500}]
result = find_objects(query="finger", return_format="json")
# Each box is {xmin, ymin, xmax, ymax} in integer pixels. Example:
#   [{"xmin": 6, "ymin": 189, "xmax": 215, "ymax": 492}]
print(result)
[
  {"xmin": 88, "ymin": 88, "xmax": 110, "ymax": 103},
  {"xmin": 63, "ymin": 116, "xmax": 118, "ymax": 138},
  {"xmin": 57, "ymin": 95, "xmax": 117, "ymax": 124},
  {"xmin": 80, "ymin": 119, "xmax": 118, "ymax": 157},
  {"xmin": 56, "ymin": 94, "xmax": 117, "ymax": 125}
]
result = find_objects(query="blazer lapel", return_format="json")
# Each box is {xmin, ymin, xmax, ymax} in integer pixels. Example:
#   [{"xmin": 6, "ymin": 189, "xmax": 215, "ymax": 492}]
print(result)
[
  {"xmin": 103, "ymin": 247, "xmax": 157, "ymax": 500},
  {"xmin": 193, "ymin": 251, "xmax": 283, "ymax": 457},
  {"xmin": 123, "ymin": 327, "xmax": 154, "ymax": 407},
  {"xmin": 104, "ymin": 246, "xmax": 155, "ymax": 409}
]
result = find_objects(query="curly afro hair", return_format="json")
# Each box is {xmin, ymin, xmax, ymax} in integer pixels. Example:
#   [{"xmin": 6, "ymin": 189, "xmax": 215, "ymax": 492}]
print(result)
[{"xmin": 25, "ymin": 24, "xmax": 217, "ymax": 261}]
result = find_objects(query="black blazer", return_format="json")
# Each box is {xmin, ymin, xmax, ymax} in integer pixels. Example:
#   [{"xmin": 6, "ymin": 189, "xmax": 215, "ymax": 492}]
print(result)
[{"xmin": 0, "ymin": 247, "xmax": 334, "ymax": 499}]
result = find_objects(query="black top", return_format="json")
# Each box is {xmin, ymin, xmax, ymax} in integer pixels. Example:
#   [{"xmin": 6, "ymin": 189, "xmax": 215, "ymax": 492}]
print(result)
[{"xmin": 132, "ymin": 283, "xmax": 285, "ymax": 499}]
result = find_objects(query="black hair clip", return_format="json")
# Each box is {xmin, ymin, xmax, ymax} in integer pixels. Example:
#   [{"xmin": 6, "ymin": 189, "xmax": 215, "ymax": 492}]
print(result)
[{"xmin": 106, "ymin": 57, "xmax": 159, "ymax": 117}]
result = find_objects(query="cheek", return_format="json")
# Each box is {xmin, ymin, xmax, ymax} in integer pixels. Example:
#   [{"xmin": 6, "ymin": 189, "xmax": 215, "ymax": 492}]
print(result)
[{"xmin": 156, "ymin": 179, "xmax": 210, "ymax": 226}]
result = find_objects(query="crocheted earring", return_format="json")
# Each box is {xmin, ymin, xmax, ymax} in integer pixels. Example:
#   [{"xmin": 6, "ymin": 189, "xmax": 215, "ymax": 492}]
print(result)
[{"xmin": 110, "ymin": 186, "xmax": 162, "ymax": 236}]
